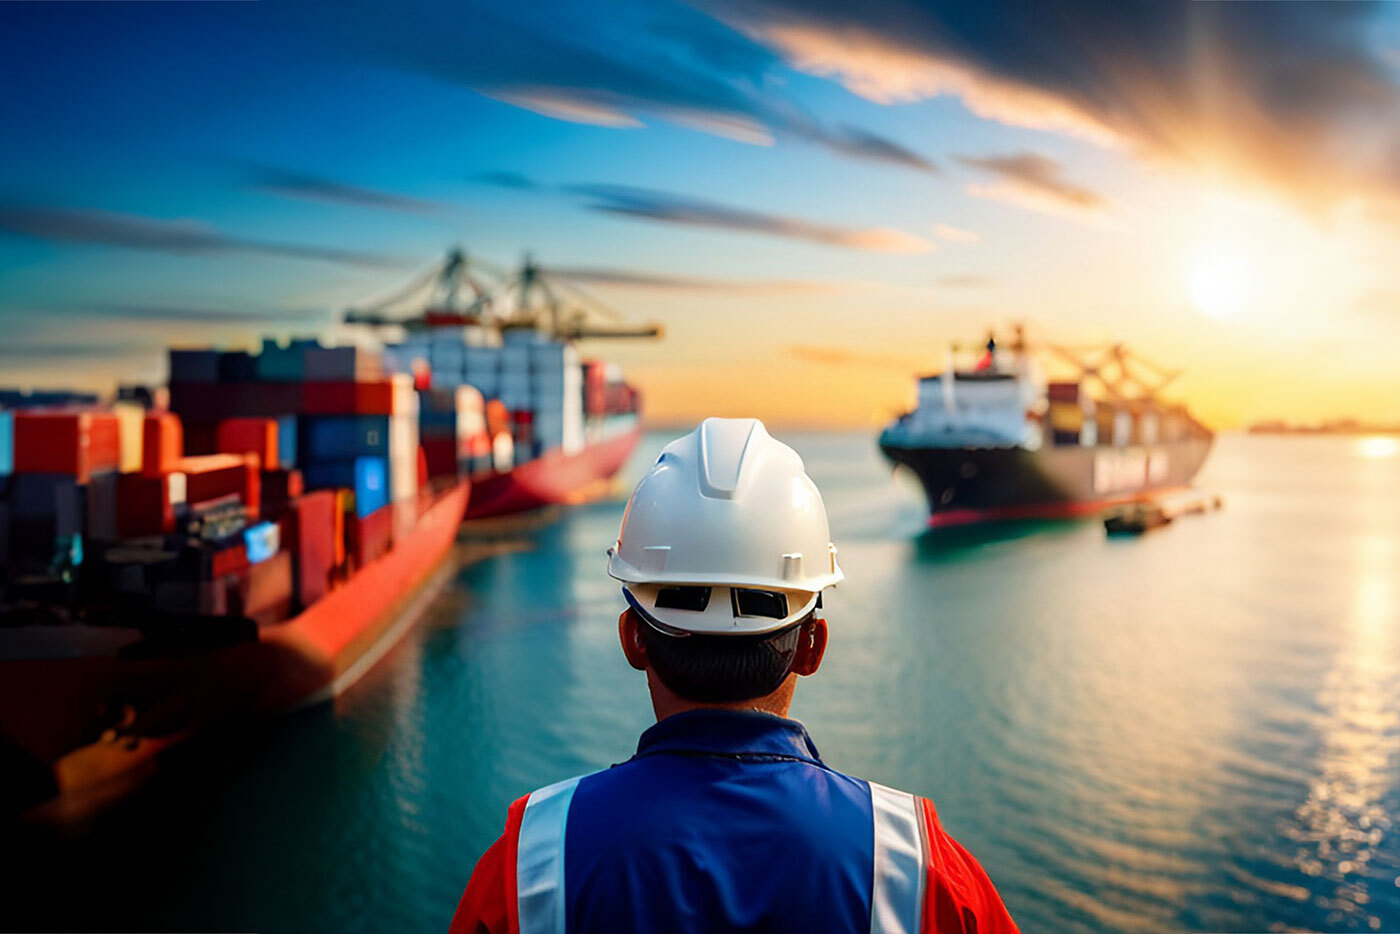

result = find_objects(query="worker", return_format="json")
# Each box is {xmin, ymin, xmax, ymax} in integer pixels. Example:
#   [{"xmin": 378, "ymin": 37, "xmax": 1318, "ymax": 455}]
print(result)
[{"xmin": 450, "ymin": 418, "xmax": 1020, "ymax": 934}]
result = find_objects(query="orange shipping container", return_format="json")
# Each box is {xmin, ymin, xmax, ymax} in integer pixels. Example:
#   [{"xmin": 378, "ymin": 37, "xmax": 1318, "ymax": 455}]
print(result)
[
  {"xmin": 13, "ymin": 411, "xmax": 120, "ymax": 482},
  {"xmin": 143, "ymin": 412, "xmax": 184, "ymax": 477},
  {"xmin": 179, "ymin": 453, "xmax": 261, "ymax": 517},
  {"xmin": 217, "ymin": 418, "xmax": 279, "ymax": 469}
]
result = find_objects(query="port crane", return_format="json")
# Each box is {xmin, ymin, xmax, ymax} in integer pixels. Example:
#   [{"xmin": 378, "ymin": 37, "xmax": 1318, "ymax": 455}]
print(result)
[
  {"xmin": 344, "ymin": 248, "xmax": 663, "ymax": 341},
  {"xmin": 943, "ymin": 325, "xmax": 1181, "ymax": 406}
]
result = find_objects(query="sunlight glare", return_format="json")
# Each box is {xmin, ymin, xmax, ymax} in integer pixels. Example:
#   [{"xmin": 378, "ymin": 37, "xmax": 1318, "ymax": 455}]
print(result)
[
  {"xmin": 1356, "ymin": 436, "xmax": 1399, "ymax": 460},
  {"xmin": 1187, "ymin": 242, "xmax": 1252, "ymax": 319}
]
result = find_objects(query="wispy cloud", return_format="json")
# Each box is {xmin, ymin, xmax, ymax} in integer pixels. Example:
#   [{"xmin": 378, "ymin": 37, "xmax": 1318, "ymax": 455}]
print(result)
[
  {"xmin": 472, "ymin": 170, "xmax": 543, "ymax": 191},
  {"xmin": 39, "ymin": 302, "xmax": 331, "ymax": 325},
  {"xmin": 700, "ymin": 0, "xmax": 1400, "ymax": 208},
  {"xmin": 956, "ymin": 152, "xmax": 1106, "ymax": 219},
  {"xmin": 786, "ymin": 344, "xmax": 928, "ymax": 369},
  {"xmin": 0, "ymin": 203, "xmax": 406, "ymax": 268},
  {"xmin": 938, "ymin": 274, "xmax": 992, "ymax": 288},
  {"xmin": 565, "ymin": 183, "xmax": 935, "ymax": 252},
  {"xmin": 304, "ymin": 0, "xmax": 936, "ymax": 174},
  {"xmin": 238, "ymin": 163, "xmax": 443, "ymax": 214},
  {"xmin": 547, "ymin": 265, "xmax": 873, "ymax": 292},
  {"xmin": 933, "ymin": 223, "xmax": 979, "ymax": 243}
]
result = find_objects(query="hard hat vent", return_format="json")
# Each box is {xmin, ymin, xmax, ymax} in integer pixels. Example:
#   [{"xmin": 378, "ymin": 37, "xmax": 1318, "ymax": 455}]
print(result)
[{"xmin": 697, "ymin": 418, "xmax": 758, "ymax": 499}]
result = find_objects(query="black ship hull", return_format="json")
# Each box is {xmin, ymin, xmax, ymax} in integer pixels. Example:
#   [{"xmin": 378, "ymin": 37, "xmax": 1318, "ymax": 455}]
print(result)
[{"xmin": 882, "ymin": 438, "xmax": 1214, "ymax": 526}]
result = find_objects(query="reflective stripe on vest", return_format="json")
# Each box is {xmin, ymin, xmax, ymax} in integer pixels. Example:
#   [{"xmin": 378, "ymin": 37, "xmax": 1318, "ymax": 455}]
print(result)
[
  {"xmin": 869, "ymin": 782, "xmax": 926, "ymax": 934},
  {"xmin": 516, "ymin": 775, "xmax": 583, "ymax": 934}
]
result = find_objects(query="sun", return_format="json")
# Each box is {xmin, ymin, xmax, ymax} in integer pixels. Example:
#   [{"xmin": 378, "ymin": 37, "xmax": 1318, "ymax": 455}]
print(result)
[{"xmin": 1186, "ymin": 242, "xmax": 1252, "ymax": 319}]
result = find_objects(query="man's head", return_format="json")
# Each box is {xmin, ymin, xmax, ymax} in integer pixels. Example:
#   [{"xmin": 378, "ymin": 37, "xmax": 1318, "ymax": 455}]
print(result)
[
  {"xmin": 618, "ymin": 608, "xmax": 828, "ymax": 716},
  {"xmin": 606, "ymin": 419, "xmax": 841, "ymax": 718}
]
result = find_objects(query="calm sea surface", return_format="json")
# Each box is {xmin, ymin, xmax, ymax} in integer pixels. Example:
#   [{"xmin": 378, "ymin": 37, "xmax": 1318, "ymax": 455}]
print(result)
[{"xmin": 11, "ymin": 432, "xmax": 1400, "ymax": 934}]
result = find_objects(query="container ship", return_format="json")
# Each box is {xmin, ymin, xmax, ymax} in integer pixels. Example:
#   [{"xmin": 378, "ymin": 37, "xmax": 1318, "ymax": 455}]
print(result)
[
  {"xmin": 0, "ymin": 341, "xmax": 477, "ymax": 817},
  {"xmin": 345, "ymin": 251, "xmax": 659, "ymax": 519},
  {"xmin": 880, "ymin": 329, "xmax": 1214, "ymax": 527},
  {"xmin": 0, "ymin": 250, "xmax": 658, "ymax": 816}
]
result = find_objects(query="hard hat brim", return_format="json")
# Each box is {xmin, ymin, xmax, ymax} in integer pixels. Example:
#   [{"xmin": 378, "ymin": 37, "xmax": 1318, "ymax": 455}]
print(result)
[{"xmin": 623, "ymin": 583, "xmax": 820, "ymax": 636}]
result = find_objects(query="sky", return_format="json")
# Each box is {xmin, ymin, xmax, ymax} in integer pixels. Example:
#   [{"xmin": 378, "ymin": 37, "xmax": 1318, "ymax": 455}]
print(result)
[{"xmin": 2, "ymin": 0, "xmax": 1400, "ymax": 429}]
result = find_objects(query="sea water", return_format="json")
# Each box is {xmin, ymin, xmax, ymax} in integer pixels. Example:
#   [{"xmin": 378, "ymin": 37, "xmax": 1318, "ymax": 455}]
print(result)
[{"xmin": 11, "ymin": 432, "xmax": 1400, "ymax": 934}]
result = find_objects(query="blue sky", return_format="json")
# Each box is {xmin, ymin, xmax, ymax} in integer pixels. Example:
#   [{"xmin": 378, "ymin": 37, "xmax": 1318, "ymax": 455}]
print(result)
[{"xmin": 3, "ymin": 0, "xmax": 1400, "ymax": 426}]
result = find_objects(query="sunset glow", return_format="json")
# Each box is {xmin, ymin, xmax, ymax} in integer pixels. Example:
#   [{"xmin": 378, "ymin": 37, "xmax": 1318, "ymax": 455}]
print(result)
[{"xmin": 2, "ymin": 1, "xmax": 1399, "ymax": 429}]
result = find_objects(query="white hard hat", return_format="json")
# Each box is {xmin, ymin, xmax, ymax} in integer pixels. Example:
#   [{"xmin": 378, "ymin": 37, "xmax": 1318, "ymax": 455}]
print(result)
[{"xmin": 608, "ymin": 418, "xmax": 842, "ymax": 635}]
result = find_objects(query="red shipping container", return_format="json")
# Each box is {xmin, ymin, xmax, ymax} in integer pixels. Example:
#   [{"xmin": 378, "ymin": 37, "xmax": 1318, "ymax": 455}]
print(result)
[
  {"xmin": 211, "ymin": 542, "xmax": 249, "ymax": 579},
  {"xmin": 289, "ymin": 490, "xmax": 337, "ymax": 608},
  {"xmin": 303, "ymin": 382, "xmax": 357, "ymax": 415},
  {"xmin": 143, "ymin": 412, "xmax": 184, "ymax": 476},
  {"xmin": 13, "ymin": 411, "xmax": 121, "ymax": 482},
  {"xmin": 240, "ymin": 549, "xmax": 293, "ymax": 625},
  {"xmin": 180, "ymin": 453, "xmax": 261, "ymax": 518},
  {"xmin": 353, "ymin": 380, "xmax": 395, "ymax": 415},
  {"xmin": 347, "ymin": 503, "xmax": 394, "ymax": 568},
  {"xmin": 334, "ymin": 489, "xmax": 352, "ymax": 567},
  {"xmin": 217, "ymin": 417, "xmax": 279, "ymax": 468},
  {"xmin": 116, "ymin": 472, "xmax": 184, "ymax": 537}
]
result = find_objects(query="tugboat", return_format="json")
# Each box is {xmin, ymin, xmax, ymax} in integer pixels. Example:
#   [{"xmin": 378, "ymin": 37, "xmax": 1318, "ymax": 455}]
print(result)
[{"xmin": 880, "ymin": 327, "xmax": 1214, "ymax": 527}]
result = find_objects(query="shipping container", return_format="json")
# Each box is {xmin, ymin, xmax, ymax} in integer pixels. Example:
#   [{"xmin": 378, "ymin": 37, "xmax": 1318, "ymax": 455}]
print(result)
[
  {"xmin": 169, "ymin": 349, "xmax": 220, "ymax": 383},
  {"xmin": 0, "ymin": 409, "xmax": 11, "ymax": 476},
  {"xmin": 142, "ymin": 411, "xmax": 184, "ymax": 477},
  {"xmin": 306, "ymin": 346, "xmax": 382, "ymax": 382},
  {"xmin": 116, "ymin": 471, "xmax": 186, "ymax": 538},
  {"xmin": 13, "ymin": 411, "xmax": 120, "ymax": 482},
  {"xmin": 218, "ymin": 351, "xmax": 257, "ymax": 383},
  {"xmin": 301, "ymin": 456, "xmax": 389, "ymax": 517},
  {"xmin": 256, "ymin": 338, "xmax": 314, "ymax": 382},
  {"xmin": 180, "ymin": 454, "xmax": 260, "ymax": 517},
  {"xmin": 111, "ymin": 401, "xmax": 145, "ymax": 474},
  {"xmin": 289, "ymin": 490, "xmax": 337, "ymax": 607},
  {"xmin": 217, "ymin": 418, "xmax": 280, "ymax": 468}
]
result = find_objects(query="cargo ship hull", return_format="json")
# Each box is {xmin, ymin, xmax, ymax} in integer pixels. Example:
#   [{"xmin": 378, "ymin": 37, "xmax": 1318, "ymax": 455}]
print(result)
[
  {"xmin": 0, "ymin": 481, "xmax": 470, "ymax": 818},
  {"xmin": 883, "ymin": 438, "xmax": 1213, "ymax": 527},
  {"xmin": 465, "ymin": 427, "xmax": 641, "ymax": 519}
]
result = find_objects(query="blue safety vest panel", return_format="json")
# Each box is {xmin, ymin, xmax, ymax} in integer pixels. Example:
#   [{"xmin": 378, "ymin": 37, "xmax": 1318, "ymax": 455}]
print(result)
[{"xmin": 512, "ymin": 709, "xmax": 927, "ymax": 934}]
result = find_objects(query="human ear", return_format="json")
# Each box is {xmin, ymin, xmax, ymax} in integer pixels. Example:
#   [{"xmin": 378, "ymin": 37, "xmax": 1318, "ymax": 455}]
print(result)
[
  {"xmin": 791, "ymin": 617, "xmax": 828, "ymax": 677},
  {"xmin": 618, "ymin": 609, "xmax": 649, "ymax": 672}
]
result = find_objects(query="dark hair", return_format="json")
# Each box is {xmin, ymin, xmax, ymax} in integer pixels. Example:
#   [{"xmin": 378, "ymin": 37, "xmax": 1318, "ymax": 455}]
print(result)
[{"xmin": 638, "ymin": 612, "xmax": 807, "ymax": 703}]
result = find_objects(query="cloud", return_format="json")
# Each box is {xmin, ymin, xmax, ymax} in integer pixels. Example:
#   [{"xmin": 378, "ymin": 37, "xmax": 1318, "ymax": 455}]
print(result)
[
  {"xmin": 473, "ymin": 170, "xmax": 544, "ymax": 191},
  {"xmin": 238, "ymin": 163, "xmax": 443, "ymax": 213},
  {"xmin": 565, "ymin": 183, "xmax": 935, "ymax": 252},
  {"xmin": 956, "ymin": 152, "xmax": 1107, "ymax": 219},
  {"xmin": 0, "ymin": 203, "xmax": 406, "ymax": 268},
  {"xmin": 39, "ymin": 302, "xmax": 330, "ymax": 325},
  {"xmin": 938, "ymin": 274, "xmax": 992, "ymax": 288},
  {"xmin": 546, "ymin": 265, "xmax": 871, "ymax": 292},
  {"xmin": 933, "ymin": 223, "xmax": 979, "ymax": 243},
  {"xmin": 299, "ymin": 0, "xmax": 936, "ymax": 174},
  {"xmin": 698, "ymin": 0, "xmax": 1400, "ymax": 209},
  {"xmin": 786, "ymin": 344, "xmax": 927, "ymax": 369}
]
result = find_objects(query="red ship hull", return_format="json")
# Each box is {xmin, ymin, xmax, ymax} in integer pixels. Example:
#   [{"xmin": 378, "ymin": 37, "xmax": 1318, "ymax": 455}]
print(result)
[
  {"xmin": 0, "ymin": 481, "xmax": 470, "ymax": 819},
  {"xmin": 465, "ymin": 428, "xmax": 641, "ymax": 519}
]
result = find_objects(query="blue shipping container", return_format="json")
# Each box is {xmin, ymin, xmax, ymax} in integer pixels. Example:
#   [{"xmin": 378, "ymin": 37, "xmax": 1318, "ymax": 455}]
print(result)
[
  {"xmin": 243, "ymin": 521, "xmax": 281, "ymax": 564},
  {"xmin": 277, "ymin": 415, "xmax": 298, "ymax": 467},
  {"xmin": 301, "ymin": 456, "xmax": 389, "ymax": 518},
  {"xmin": 306, "ymin": 415, "xmax": 392, "ymax": 460}
]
